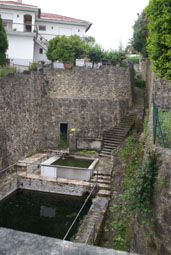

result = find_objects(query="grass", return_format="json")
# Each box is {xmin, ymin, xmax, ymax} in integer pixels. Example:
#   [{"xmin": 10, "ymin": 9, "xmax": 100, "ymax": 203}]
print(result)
[
  {"xmin": 0, "ymin": 66, "xmax": 16, "ymax": 77},
  {"xmin": 58, "ymin": 133, "xmax": 68, "ymax": 147},
  {"xmin": 76, "ymin": 149, "xmax": 98, "ymax": 155},
  {"xmin": 157, "ymin": 109, "xmax": 171, "ymax": 148}
]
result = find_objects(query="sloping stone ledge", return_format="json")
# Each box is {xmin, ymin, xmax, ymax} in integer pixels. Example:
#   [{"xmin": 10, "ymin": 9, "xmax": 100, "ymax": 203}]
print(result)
[{"xmin": 0, "ymin": 228, "xmax": 139, "ymax": 255}]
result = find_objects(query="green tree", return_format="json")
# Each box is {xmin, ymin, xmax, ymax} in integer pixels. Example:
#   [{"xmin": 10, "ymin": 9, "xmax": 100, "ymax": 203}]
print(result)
[
  {"xmin": 132, "ymin": 10, "xmax": 148, "ymax": 57},
  {"xmin": 146, "ymin": 0, "xmax": 171, "ymax": 80},
  {"xmin": 88, "ymin": 43, "xmax": 104, "ymax": 66},
  {"xmin": 0, "ymin": 17, "xmax": 8, "ymax": 66},
  {"xmin": 46, "ymin": 35, "xmax": 89, "ymax": 65},
  {"xmin": 104, "ymin": 49, "xmax": 126, "ymax": 66},
  {"xmin": 85, "ymin": 36, "xmax": 96, "ymax": 45}
]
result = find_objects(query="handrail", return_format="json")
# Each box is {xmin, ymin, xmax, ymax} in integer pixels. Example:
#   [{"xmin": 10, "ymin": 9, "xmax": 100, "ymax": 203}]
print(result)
[
  {"xmin": 63, "ymin": 183, "xmax": 97, "ymax": 240},
  {"xmin": 153, "ymin": 94, "xmax": 166, "ymax": 147}
]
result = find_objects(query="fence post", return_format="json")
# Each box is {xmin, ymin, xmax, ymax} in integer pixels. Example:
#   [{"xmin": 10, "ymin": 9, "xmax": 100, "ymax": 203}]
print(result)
[{"xmin": 153, "ymin": 95, "xmax": 158, "ymax": 145}]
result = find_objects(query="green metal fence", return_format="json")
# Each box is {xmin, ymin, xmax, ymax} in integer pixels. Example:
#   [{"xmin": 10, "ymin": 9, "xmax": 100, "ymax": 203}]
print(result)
[{"xmin": 153, "ymin": 95, "xmax": 171, "ymax": 149}]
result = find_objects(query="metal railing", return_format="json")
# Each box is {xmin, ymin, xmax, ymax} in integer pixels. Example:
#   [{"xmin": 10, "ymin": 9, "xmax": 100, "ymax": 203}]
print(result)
[
  {"xmin": 63, "ymin": 183, "xmax": 97, "ymax": 241},
  {"xmin": 153, "ymin": 94, "xmax": 171, "ymax": 149},
  {"xmin": 35, "ymin": 33, "xmax": 49, "ymax": 50},
  {"xmin": 4, "ymin": 22, "xmax": 37, "ymax": 33}
]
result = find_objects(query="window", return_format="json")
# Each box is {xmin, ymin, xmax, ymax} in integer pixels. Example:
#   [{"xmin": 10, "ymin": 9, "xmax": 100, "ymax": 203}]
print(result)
[
  {"xmin": 39, "ymin": 25, "xmax": 46, "ymax": 31},
  {"xmin": 39, "ymin": 48, "xmax": 43, "ymax": 54},
  {"xmin": 2, "ymin": 19, "xmax": 13, "ymax": 30}
]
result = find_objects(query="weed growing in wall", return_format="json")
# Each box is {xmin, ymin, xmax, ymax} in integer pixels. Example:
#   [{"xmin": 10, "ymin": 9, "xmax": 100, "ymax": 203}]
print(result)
[{"xmin": 111, "ymin": 128, "xmax": 158, "ymax": 251}]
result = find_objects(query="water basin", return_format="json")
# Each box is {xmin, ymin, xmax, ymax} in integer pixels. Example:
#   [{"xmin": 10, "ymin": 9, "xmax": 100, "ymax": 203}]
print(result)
[
  {"xmin": 41, "ymin": 155, "xmax": 99, "ymax": 181},
  {"xmin": 0, "ymin": 189, "xmax": 91, "ymax": 240}
]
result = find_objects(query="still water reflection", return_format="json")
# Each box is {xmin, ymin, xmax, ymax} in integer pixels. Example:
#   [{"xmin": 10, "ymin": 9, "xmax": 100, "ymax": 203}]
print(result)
[{"xmin": 0, "ymin": 190, "xmax": 91, "ymax": 240}]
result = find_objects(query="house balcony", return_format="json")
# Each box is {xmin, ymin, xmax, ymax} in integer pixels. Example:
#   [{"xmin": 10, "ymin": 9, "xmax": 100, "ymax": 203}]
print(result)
[{"xmin": 4, "ymin": 22, "xmax": 37, "ymax": 35}]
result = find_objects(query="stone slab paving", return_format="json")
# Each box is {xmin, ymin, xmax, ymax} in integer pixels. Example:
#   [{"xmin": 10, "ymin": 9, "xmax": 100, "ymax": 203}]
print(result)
[
  {"xmin": 95, "ymin": 157, "xmax": 114, "ymax": 176},
  {"xmin": 0, "ymin": 228, "xmax": 139, "ymax": 255}
]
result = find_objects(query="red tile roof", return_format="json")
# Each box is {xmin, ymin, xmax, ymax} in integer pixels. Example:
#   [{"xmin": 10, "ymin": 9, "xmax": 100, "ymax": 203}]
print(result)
[
  {"xmin": 0, "ymin": 1, "xmax": 37, "ymax": 7},
  {"xmin": 41, "ymin": 12, "xmax": 90, "ymax": 24}
]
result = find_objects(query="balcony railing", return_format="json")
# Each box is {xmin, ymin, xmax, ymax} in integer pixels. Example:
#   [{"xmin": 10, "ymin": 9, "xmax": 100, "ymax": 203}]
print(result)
[{"xmin": 3, "ymin": 22, "xmax": 37, "ymax": 33}]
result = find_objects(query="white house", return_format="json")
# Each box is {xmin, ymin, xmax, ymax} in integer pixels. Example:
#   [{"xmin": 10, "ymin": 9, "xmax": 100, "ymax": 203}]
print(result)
[{"xmin": 0, "ymin": 0, "xmax": 92, "ymax": 68}]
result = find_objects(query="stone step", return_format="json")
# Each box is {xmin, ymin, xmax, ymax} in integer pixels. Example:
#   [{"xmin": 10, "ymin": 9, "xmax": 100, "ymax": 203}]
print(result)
[
  {"xmin": 100, "ymin": 151, "xmax": 111, "ymax": 156},
  {"xmin": 102, "ymin": 147, "xmax": 113, "ymax": 151},
  {"xmin": 104, "ymin": 136, "xmax": 122, "ymax": 140},
  {"xmin": 90, "ymin": 178, "xmax": 111, "ymax": 184},
  {"xmin": 97, "ymin": 190, "xmax": 111, "ymax": 197},
  {"xmin": 103, "ymin": 147, "xmax": 116, "ymax": 151},
  {"xmin": 99, "ymin": 153, "xmax": 110, "ymax": 158},
  {"xmin": 103, "ymin": 139, "xmax": 121, "ymax": 143},
  {"xmin": 94, "ymin": 171, "xmax": 111, "ymax": 177},
  {"xmin": 103, "ymin": 139, "xmax": 121, "ymax": 144},
  {"xmin": 104, "ymin": 131, "xmax": 126, "ymax": 135},
  {"xmin": 98, "ymin": 183, "xmax": 111, "ymax": 190},
  {"xmin": 93, "ymin": 175, "xmax": 111, "ymax": 180},
  {"xmin": 104, "ymin": 130, "xmax": 127, "ymax": 134}
]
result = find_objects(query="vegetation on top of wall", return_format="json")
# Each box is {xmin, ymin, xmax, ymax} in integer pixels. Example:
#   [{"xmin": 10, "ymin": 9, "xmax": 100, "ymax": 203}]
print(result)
[
  {"xmin": 146, "ymin": 0, "xmax": 171, "ymax": 80},
  {"xmin": 29, "ymin": 62, "xmax": 38, "ymax": 71},
  {"xmin": 0, "ymin": 66, "xmax": 16, "ymax": 77},
  {"xmin": 46, "ymin": 35, "xmax": 89, "ymax": 65}
]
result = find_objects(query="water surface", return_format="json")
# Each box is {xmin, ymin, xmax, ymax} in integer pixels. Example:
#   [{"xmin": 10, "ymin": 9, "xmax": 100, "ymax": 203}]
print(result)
[
  {"xmin": 52, "ymin": 157, "xmax": 93, "ymax": 168},
  {"xmin": 0, "ymin": 190, "xmax": 91, "ymax": 240}
]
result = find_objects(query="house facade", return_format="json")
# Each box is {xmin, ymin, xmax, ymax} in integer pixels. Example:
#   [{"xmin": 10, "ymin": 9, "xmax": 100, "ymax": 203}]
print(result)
[{"xmin": 0, "ymin": 0, "xmax": 92, "ymax": 68}]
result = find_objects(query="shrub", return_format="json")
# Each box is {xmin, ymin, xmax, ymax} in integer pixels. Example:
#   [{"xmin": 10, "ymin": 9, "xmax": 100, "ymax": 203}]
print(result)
[{"xmin": 29, "ymin": 62, "xmax": 38, "ymax": 71}]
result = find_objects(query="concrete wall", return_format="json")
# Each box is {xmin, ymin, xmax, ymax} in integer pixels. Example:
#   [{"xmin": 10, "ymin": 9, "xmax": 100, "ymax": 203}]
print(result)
[
  {"xmin": 36, "ymin": 20, "xmax": 86, "ymax": 39},
  {"xmin": 8, "ymin": 34, "xmax": 34, "ymax": 66},
  {"xmin": 18, "ymin": 176, "xmax": 91, "ymax": 197},
  {"xmin": 0, "ymin": 67, "xmax": 133, "ymax": 169},
  {"xmin": 0, "ymin": 228, "xmax": 139, "ymax": 255}
]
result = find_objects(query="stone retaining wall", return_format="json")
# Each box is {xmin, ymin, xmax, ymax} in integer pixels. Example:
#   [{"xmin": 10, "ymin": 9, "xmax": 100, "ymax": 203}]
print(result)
[
  {"xmin": 0, "ymin": 66, "xmax": 133, "ymax": 169},
  {"xmin": 132, "ymin": 108, "xmax": 171, "ymax": 255},
  {"xmin": 141, "ymin": 59, "xmax": 171, "ymax": 109}
]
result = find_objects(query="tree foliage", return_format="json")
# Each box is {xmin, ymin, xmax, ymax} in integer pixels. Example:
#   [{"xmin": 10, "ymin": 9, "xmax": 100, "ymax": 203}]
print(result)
[
  {"xmin": 132, "ymin": 10, "xmax": 148, "ymax": 57},
  {"xmin": 0, "ymin": 17, "xmax": 8, "ymax": 66},
  {"xmin": 46, "ymin": 35, "xmax": 89, "ymax": 64},
  {"xmin": 88, "ymin": 43, "xmax": 104, "ymax": 65},
  {"xmin": 103, "ymin": 49, "xmax": 126, "ymax": 66},
  {"xmin": 146, "ymin": 0, "xmax": 171, "ymax": 80}
]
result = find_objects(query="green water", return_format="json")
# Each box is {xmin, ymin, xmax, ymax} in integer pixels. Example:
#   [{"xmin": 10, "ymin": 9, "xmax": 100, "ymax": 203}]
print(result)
[
  {"xmin": 52, "ymin": 157, "xmax": 93, "ymax": 168},
  {"xmin": 0, "ymin": 190, "xmax": 91, "ymax": 240}
]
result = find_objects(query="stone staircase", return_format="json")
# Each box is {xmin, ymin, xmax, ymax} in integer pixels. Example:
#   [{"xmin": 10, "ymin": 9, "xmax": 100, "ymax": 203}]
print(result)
[
  {"xmin": 91, "ymin": 173, "xmax": 111, "ymax": 198},
  {"xmin": 99, "ymin": 115, "xmax": 134, "ymax": 157}
]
